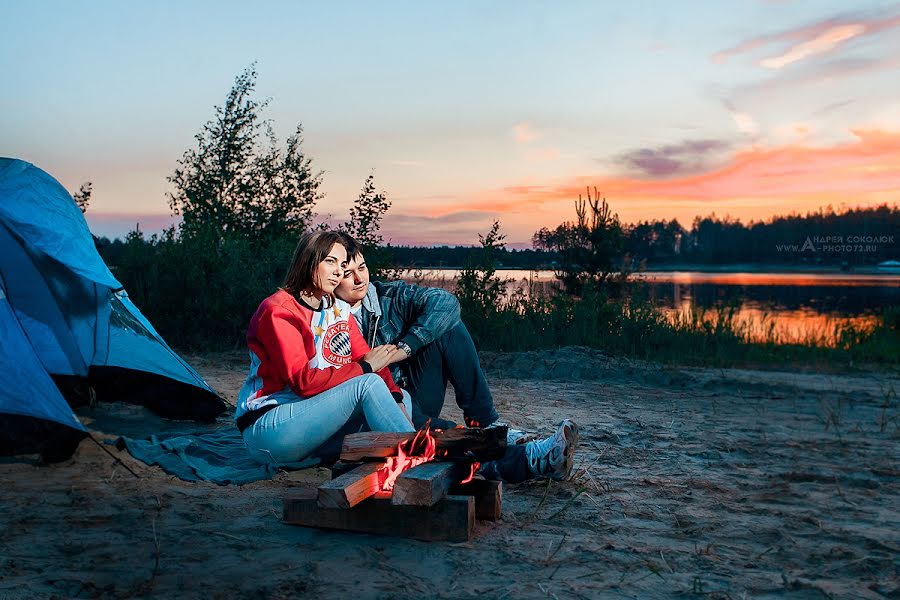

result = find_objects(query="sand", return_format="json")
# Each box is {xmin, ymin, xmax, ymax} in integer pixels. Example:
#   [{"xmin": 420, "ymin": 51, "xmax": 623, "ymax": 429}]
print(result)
[{"xmin": 1, "ymin": 347, "xmax": 898, "ymax": 599}]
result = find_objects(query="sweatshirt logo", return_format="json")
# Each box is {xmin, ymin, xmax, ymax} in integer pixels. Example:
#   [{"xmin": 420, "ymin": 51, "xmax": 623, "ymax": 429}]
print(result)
[{"xmin": 322, "ymin": 320, "xmax": 352, "ymax": 366}]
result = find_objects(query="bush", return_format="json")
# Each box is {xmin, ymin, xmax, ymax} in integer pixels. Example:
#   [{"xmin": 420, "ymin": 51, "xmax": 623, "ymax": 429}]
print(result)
[{"xmin": 108, "ymin": 227, "xmax": 296, "ymax": 349}]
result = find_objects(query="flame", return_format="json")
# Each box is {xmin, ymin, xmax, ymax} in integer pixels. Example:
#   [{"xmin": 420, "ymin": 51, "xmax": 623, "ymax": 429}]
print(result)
[
  {"xmin": 380, "ymin": 426, "xmax": 437, "ymax": 491},
  {"xmin": 459, "ymin": 462, "xmax": 480, "ymax": 485}
]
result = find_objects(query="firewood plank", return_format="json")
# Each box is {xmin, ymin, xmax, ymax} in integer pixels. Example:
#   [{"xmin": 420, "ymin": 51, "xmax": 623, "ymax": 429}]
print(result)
[
  {"xmin": 451, "ymin": 478, "xmax": 502, "ymax": 521},
  {"xmin": 284, "ymin": 488, "xmax": 474, "ymax": 542},
  {"xmin": 390, "ymin": 461, "xmax": 471, "ymax": 507},
  {"xmin": 317, "ymin": 462, "xmax": 385, "ymax": 509},
  {"xmin": 329, "ymin": 460, "xmax": 362, "ymax": 480},
  {"xmin": 340, "ymin": 426, "xmax": 507, "ymax": 462}
]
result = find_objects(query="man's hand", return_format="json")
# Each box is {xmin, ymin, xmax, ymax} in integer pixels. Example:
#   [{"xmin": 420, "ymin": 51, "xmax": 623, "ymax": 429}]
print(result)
[{"xmin": 361, "ymin": 345, "xmax": 407, "ymax": 372}]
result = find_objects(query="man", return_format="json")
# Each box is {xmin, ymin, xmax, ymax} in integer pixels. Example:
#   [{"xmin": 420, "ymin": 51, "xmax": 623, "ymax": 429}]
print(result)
[{"xmin": 334, "ymin": 232, "xmax": 579, "ymax": 481}]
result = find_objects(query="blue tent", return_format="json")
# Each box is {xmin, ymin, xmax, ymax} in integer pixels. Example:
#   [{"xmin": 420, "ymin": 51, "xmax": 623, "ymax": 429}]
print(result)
[{"xmin": 0, "ymin": 158, "xmax": 226, "ymax": 461}]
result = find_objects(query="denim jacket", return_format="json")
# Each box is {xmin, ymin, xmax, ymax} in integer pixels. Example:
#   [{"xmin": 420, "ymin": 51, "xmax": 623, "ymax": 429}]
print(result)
[{"xmin": 353, "ymin": 281, "xmax": 461, "ymax": 380}]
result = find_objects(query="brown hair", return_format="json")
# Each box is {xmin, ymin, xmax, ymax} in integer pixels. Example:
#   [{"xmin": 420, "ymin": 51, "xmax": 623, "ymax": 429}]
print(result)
[
  {"xmin": 282, "ymin": 231, "xmax": 347, "ymax": 297},
  {"xmin": 335, "ymin": 231, "xmax": 363, "ymax": 261}
]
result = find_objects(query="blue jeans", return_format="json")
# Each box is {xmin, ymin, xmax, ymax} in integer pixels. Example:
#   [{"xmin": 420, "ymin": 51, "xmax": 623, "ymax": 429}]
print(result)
[
  {"xmin": 401, "ymin": 322, "xmax": 531, "ymax": 483},
  {"xmin": 242, "ymin": 373, "xmax": 414, "ymax": 465},
  {"xmin": 401, "ymin": 322, "xmax": 499, "ymax": 430}
]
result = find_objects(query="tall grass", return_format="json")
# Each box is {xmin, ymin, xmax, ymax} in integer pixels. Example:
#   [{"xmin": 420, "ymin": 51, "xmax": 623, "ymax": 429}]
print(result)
[{"xmin": 461, "ymin": 283, "xmax": 899, "ymax": 370}]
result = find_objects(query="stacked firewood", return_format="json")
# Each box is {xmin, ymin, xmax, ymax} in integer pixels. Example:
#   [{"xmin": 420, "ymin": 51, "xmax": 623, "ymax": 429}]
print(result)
[{"xmin": 283, "ymin": 427, "xmax": 507, "ymax": 542}]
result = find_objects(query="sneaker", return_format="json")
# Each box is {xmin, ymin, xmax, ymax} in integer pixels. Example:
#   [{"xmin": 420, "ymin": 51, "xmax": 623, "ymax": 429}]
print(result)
[
  {"xmin": 484, "ymin": 419, "xmax": 534, "ymax": 446},
  {"xmin": 525, "ymin": 419, "xmax": 580, "ymax": 481}
]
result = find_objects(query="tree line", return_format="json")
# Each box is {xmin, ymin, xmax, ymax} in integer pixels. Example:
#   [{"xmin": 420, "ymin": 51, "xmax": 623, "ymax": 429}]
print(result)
[{"xmin": 81, "ymin": 65, "xmax": 896, "ymax": 350}]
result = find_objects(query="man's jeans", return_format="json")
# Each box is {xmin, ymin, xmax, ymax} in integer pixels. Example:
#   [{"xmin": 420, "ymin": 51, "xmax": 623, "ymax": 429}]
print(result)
[
  {"xmin": 242, "ymin": 374, "xmax": 414, "ymax": 465},
  {"xmin": 402, "ymin": 322, "xmax": 531, "ymax": 483},
  {"xmin": 401, "ymin": 322, "xmax": 499, "ymax": 430}
]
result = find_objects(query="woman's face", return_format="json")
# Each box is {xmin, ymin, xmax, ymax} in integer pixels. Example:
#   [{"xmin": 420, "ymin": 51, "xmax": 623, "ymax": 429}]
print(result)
[{"xmin": 313, "ymin": 242, "xmax": 348, "ymax": 294}]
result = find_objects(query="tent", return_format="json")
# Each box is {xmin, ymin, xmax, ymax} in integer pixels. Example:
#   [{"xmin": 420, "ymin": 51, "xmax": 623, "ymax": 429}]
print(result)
[{"xmin": 0, "ymin": 158, "xmax": 227, "ymax": 461}]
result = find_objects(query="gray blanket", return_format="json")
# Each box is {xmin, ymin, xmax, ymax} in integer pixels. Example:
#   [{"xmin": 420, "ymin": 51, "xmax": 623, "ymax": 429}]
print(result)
[{"xmin": 114, "ymin": 426, "xmax": 320, "ymax": 485}]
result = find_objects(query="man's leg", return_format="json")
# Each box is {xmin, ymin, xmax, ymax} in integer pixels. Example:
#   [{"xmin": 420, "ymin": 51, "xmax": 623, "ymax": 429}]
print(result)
[
  {"xmin": 403, "ymin": 322, "xmax": 499, "ymax": 429},
  {"xmin": 479, "ymin": 420, "xmax": 580, "ymax": 483},
  {"xmin": 401, "ymin": 338, "xmax": 454, "ymax": 429},
  {"xmin": 478, "ymin": 444, "xmax": 530, "ymax": 483}
]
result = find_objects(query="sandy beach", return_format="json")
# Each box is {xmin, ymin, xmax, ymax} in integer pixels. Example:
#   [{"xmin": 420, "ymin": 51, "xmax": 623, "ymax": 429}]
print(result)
[{"xmin": 2, "ymin": 348, "xmax": 898, "ymax": 599}]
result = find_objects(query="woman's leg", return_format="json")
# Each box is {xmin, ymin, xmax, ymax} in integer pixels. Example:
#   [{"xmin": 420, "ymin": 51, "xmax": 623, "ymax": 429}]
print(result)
[
  {"xmin": 244, "ymin": 373, "xmax": 414, "ymax": 464},
  {"xmin": 310, "ymin": 388, "xmax": 416, "ymax": 462}
]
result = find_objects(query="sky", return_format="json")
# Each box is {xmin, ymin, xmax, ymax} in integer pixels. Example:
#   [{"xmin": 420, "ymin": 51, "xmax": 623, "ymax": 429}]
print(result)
[{"xmin": 2, "ymin": 1, "xmax": 899, "ymax": 247}]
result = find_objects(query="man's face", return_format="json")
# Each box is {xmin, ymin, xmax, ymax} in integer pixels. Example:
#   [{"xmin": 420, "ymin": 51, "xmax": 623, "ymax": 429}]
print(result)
[{"xmin": 336, "ymin": 253, "xmax": 370, "ymax": 306}]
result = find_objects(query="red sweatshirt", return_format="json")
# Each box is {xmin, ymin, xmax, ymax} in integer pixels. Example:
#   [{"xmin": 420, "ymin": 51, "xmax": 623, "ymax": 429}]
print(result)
[{"xmin": 241, "ymin": 289, "xmax": 400, "ymax": 412}]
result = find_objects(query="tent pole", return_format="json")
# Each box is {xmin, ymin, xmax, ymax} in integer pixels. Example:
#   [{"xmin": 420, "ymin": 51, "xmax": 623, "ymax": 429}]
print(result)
[{"xmin": 88, "ymin": 433, "xmax": 141, "ymax": 479}]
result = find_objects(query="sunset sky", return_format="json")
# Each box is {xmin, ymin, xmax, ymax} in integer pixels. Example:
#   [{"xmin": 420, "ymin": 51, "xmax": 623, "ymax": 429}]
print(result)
[{"xmin": 3, "ymin": 1, "xmax": 899, "ymax": 247}]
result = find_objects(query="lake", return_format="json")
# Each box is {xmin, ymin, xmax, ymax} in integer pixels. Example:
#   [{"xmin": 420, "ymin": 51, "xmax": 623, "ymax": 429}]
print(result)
[{"xmin": 400, "ymin": 269, "xmax": 900, "ymax": 345}]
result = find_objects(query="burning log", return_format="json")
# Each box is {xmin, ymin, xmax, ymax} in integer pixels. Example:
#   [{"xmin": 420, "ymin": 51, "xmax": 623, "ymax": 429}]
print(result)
[
  {"xmin": 287, "ymin": 426, "xmax": 505, "ymax": 540},
  {"xmin": 340, "ymin": 426, "xmax": 507, "ymax": 462},
  {"xmin": 317, "ymin": 462, "xmax": 387, "ymax": 509},
  {"xmin": 390, "ymin": 461, "xmax": 473, "ymax": 507}
]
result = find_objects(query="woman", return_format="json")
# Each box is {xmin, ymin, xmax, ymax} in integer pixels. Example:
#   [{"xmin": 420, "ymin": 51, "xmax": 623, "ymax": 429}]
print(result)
[{"xmin": 236, "ymin": 231, "xmax": 414, "ymax": 465}]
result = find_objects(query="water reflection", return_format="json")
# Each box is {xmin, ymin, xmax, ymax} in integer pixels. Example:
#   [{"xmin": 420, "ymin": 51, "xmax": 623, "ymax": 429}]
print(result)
[{"xmin": 401, "ymin": 269, "xmax": 900, "ymax": 346}]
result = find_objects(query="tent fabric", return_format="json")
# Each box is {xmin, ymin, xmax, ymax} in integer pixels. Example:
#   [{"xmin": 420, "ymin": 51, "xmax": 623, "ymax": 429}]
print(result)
[
  {"xmin": 0, "ymin": 157, "xmax": 227, "ymax": 459},
  {"xmin": 0, "ymin": 159, "xmax": 120, "ymax": 288},
  {"xmin": 0, "ymin": 283, "xmax": 86, "ymax": 431}
]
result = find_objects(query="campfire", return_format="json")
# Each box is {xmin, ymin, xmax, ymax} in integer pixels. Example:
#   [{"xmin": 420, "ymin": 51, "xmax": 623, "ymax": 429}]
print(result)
[
  {"xmin": 379, "ymin": 424, "xmax": 479, "ymax": 491},
  {"xmin": 380, "ymin": 426, "xmax": 438, "ymax": 491},
  {"xmin": 283, "ymin": 425, "xmax": 507, "ymax": 542}
]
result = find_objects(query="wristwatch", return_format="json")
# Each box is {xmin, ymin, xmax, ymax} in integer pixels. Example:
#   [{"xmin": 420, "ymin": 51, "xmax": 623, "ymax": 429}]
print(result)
[{"xmin": 396, "ymin": 341, "xmax": 413, "ymax": 357}]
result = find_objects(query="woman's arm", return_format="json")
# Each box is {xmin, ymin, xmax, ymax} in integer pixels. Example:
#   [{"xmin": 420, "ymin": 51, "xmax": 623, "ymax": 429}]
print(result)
[
  {"xmin": 255, "ymin": 305, "xmax": 366, "ymax": 397},
  {"xmin": 348, "ymin": 314, "xmax": 404, "ymax": 397}
]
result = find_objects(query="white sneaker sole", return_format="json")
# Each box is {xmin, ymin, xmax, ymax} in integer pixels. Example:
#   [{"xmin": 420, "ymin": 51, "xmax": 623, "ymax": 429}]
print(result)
[{"xmin": 560, "ymin": 419, "xmax": 580, "ymax": 480}]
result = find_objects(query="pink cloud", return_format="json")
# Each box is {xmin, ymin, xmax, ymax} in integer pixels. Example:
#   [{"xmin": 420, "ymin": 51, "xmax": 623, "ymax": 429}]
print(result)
[
  {"xmin": 511, "ymin": 122, "xmax": 539, "ymax": 144},
  {"xmin": 713, "ymin": 13, "xmax": 900, "ymax": 67},
  {"xmin": 760, "ymin": 23, "xmax": 866, "ymax": 69}
]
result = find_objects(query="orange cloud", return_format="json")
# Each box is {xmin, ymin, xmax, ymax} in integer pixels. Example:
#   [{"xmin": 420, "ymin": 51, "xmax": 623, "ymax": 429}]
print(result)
[{"xmin": 444, "ymin": 129, "xmax": 900, "ymax": 228}]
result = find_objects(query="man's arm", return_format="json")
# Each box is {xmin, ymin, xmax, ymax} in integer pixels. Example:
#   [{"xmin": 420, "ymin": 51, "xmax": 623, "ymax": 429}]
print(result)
[{"xmin": 375, "ymin": 280, "xmax": 461, "ymax": 356}]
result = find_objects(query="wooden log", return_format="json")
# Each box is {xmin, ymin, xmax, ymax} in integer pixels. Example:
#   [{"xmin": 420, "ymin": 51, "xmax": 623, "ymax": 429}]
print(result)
[
  {"xmin": 317, "ymin": 462, "xmax": 386, "ymax": 509},
  {"xmin": 330, "ymin": 460, "xmax": 363, "ymax": 480},
  {"xmin": 451, "ymin": 478, "xmax": 502, "ymax": 521},
  {"xmin": 341, "ymin": 426, "xmax": 507, "ymax": 462},
  {"xmin": 390, "ymin": 461, "xmax": 472, "ymax": 507},
  {"xmin": 284, "ymin": 488, "xmax": 474, "ymax": 542}
]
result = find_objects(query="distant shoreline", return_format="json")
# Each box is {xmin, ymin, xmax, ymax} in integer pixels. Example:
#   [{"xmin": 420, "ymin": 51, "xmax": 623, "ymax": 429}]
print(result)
[{"xmin": 401, "ymin": 263, "xmax": 900, "ymax": 276}]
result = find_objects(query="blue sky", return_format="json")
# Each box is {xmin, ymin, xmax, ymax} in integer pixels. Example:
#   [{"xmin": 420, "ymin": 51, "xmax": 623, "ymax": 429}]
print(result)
[{"xmin": 2, "ymin": 1, "xmax": 899, "ymax": 246}]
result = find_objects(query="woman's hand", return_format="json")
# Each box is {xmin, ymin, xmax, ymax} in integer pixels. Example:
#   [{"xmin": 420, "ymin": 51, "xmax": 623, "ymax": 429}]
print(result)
[{"xmin": 361, "ymin": 345, "xmax": 407, "ymax": 372}]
